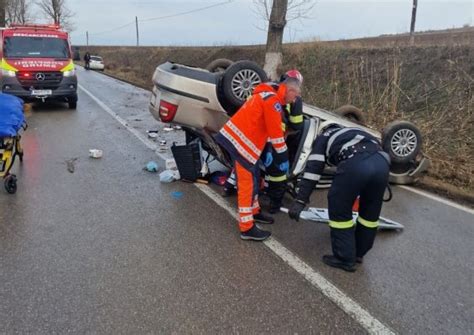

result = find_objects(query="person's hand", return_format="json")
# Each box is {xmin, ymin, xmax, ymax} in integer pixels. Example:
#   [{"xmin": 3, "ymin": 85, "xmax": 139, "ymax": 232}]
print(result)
[
  {"xmin": 263, "ymin": 151, "xmax": 273, "ymax": 167},
  {"xmin": 289, "ymin": 200, "xmax": 306, "ymax": 221},
  {"xmin": 278, "ymin": 161, "xmax": 289, "ymax": 173}
]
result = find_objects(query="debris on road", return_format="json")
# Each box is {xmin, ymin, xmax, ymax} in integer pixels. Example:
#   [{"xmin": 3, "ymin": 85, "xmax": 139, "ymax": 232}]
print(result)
[
  {"xmin": 65, "ymin": 158, "xmax": 78, "ymax": 173},
  {"xmin": 159, "ymin": 140, "xmax": 167, "ymax": 146},
  {"xmin": 144, "ymin": 161, "xmax": 159, "ymax": 172},
  {"xmin": 165, "ymin": 158, "xmax": 177, "ymax": 170},
  {"xmin": 159, "ymin": 170, "xmax": 180, "ymax": 183},
  {"xmin": 89, "ymin": 149, "xmax": 103, "ymax": 159},
  {"xmin": 147, "ymin": 130, "xmax": 159, "ymax": 139},
  {"xmin": 163, "ymin": 127, "xmax": 174, "ymax": 132},
  {"xmin": 173, "ymin": 125, "xmax": 182, "ymax": 130}
]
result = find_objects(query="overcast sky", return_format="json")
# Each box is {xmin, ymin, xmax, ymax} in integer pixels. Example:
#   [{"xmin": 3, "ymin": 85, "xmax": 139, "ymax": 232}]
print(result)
[{"xmin": 57, "ymin": 0, "xmax": 473, "ymax": 46}]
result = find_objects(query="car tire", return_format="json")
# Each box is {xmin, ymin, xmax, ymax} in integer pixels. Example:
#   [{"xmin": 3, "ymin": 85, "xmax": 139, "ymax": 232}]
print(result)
[
  {"xmin": 68, "ymin": 95, "xmax": 78, "ymax": 110},
  {"xmin": 382, "ymin": 120, "xmax": 422, "ymax": 164},
  {"xmin": 221, "ymin": 60, "xmax": 268, "ymax": 110},
  {"xmin": 206, "ymin": 58, "xmax": 233, "ymax": 73},
  {"xmin": 334, "ymin": 105, "xmax": 366, "ymax": 125}
]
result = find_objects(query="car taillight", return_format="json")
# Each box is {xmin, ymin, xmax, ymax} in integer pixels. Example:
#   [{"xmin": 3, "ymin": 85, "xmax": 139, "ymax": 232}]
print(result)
[{"xmin": 159, "ymin": 100, "xmax": 178, "ymax": 122}]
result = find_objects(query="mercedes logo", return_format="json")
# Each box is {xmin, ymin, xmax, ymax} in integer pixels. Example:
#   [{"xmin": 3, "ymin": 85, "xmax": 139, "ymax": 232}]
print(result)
[{"xmin": 36, "ymin": 73, "xmax": 46, "ymax": 81}]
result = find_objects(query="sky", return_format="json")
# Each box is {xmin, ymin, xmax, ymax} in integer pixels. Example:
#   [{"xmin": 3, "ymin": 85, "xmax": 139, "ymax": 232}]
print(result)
[{"xmin": 36, "ymin": 0, "xmax": 474, "ymax": 46}]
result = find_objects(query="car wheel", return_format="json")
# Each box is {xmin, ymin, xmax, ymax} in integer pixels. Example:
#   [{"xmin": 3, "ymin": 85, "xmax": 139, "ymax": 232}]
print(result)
[
  {"xmin": 382, "ymin": 120, "xmax": 422, "ymax": 164},
  {"xmin": 334, "ymin": 105, "xmax": 366, "ymax": 125},
  {"xmin": 221, "ymin": 60, "xmax": 268, "ymax": 109},
  {"xmin": 206, "ymin": 58, "xmax": 233, "ymax": 73}
]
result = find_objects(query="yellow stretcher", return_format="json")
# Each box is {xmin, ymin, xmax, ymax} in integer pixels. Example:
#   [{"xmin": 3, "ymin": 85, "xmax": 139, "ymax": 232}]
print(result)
[{"xmin": 0, "ymin": 130, "xmax": 25, "ymax": 194}]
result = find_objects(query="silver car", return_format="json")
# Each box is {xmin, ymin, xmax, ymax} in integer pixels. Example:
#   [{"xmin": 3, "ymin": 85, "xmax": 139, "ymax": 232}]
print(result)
[{"xmin": 149, "ymin": 60, "xmax": 429, "ymax": 185}]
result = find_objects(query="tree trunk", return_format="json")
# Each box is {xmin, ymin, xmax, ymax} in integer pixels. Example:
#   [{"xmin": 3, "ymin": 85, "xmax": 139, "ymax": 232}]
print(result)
[
  {"xmin": 409, "ymin": 0, "xmax": 418, "ymax": 46},
  {"xmin": 0, "ymin": 0, "xmax": 6, "ymax": 27},
  {"xmin": 263, "ymin": 0, "xmax": 288, "ymax": 80}
]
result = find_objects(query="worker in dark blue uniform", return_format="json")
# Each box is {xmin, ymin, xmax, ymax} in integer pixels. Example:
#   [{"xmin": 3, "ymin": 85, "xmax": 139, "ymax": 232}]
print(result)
[{"xmin": 288, "ymin": 121, "xmax": 391, "ymax": 272}]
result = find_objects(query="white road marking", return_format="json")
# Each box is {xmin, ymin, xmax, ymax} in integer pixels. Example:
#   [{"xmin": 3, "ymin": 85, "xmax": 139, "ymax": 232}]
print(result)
[
  {"xmin": 398, "ymin": 185, "xmax": 474, "ymax": 215},
  {"xmin": 79, "ymin": 84, "xmax": 396, "ymax": 335}
]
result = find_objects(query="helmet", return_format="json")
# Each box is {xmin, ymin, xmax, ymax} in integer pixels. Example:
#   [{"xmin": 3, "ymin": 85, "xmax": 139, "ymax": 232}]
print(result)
[
  {"xmin": 319, "ymin": 120, "xmax": 342, "ymax": 134},
  {"xmin": 280, "ymin": 69, "xmax": 303, "ymax": 86}
]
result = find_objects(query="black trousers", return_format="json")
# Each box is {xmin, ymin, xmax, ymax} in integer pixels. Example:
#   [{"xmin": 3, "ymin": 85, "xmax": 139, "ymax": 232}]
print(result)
[{"xmin": 327, "ymin": 152, "xmax": 390, "ymax": 264}]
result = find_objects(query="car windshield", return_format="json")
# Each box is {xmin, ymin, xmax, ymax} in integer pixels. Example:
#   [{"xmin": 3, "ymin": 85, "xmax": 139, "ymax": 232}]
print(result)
[
  {"xmin": 4, "ymin": 36, "xmax": 70, "ymax": 59},
  {"xmin": 90, "ymin": 56, "xmax": 102, "ymax": 61}
]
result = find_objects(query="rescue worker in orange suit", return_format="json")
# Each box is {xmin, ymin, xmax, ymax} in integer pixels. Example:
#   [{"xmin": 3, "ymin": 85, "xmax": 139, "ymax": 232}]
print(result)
[
  {"xmin": 288, "ymin": 121, "xmax": 391, "ymax": 271},
  {"xmin": 216, "ymin": 77, "xmax": 302, "ymax": 241},
  {"xmin": 223, "ymin": 70, "xmax": 305, "ymax": 216}
]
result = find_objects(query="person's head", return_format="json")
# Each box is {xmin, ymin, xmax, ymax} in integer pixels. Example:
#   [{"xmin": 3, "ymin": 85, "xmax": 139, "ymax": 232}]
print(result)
[{"xmin": 279, "ymin": 69, "xmax": 303, "ymax": 104}]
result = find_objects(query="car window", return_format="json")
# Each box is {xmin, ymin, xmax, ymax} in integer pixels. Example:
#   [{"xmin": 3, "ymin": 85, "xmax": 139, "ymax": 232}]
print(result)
[{"xmin": 90, "ymin": 56, "xmax": 102, "ymax": 61}]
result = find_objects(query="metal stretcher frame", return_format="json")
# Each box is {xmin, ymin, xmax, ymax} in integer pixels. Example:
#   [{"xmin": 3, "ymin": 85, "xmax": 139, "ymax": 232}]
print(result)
[{"xmin": 280, "ymin": 207, "xmax": 404, "ymax": 230}]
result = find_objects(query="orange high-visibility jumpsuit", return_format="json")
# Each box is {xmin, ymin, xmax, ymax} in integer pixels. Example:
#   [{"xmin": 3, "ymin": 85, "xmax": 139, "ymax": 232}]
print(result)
[{"xmin": 216, "ymin": 83, "xmax": 289, "ymax": 232}]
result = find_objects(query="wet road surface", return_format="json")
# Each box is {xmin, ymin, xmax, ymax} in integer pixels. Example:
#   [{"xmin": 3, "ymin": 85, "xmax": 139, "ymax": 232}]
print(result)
[{"xmin": 0, "ymin": 67, "xmax": 472, "ymax": 334}]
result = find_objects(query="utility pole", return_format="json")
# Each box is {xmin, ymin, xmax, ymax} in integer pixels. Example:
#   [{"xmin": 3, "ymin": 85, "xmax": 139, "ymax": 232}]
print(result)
[
  {"xmin": 0, "ymin": 0, "xmax": 6, "ymax": 27},
  {"xmin": 409, "ymin": 0, "xmax": 418, "ymax": 46},
  {"xmin": 135, "ymin": 16, "xmax": 139, "ymax": 47},
  {"xmin": 86, "ymin": 31, "xmax": 89, "ymax": 48}
]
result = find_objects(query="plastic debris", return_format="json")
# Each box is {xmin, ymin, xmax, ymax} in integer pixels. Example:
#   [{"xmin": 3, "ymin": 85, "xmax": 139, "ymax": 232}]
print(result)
[
  {"xmin": 173, "ymin": 125, "xmax": 182, "ymax": 130},
  {"xmin": 163, "ymin": 127, "xmax": 174, "ymax": 132},
  {"xmin": 147, "ymin": 130, "xmax": 159, "ymax": 139},
  {"xmin": 89, "ymin": 149, "xmax": 103, "ymax": 158},
  {"xmin": 159, "ymin": 140, "xmax": 167, "ymax": 146},
  {"xmin": 145, "ymin": 161, "xmax": 159, "ymax": 172},
  {"xmin": 159, "ymin": 170, "xmax": 180, "ymax": 183}
]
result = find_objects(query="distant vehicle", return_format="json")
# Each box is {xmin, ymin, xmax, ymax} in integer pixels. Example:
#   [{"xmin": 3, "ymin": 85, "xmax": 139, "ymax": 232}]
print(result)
[
  {"xmin": 89, "ymin": 55, "xmax": 104, "ymax": 71},
  {"xmin": 0, "ymin": 23, "xmax": 78, "ymax": 109},
  {"xmin": 149, "ymin": 60, "xmax": 430, "ymax": 185}
]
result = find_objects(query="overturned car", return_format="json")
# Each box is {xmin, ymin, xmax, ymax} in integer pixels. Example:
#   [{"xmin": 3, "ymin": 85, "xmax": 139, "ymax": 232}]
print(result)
[{"xmin": 149, "ymin": 59, "xmax": 429, "ymax": 185}]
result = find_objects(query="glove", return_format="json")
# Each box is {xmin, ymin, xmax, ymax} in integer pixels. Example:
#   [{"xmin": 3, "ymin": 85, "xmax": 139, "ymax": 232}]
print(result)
[
  {"xmin": 263, "ymin": 151, "xmax": 273, "ymax": 167},
  {"xmin": 288, "ymin": 200, "xmax": 306, "ymax": 222},
  {"xmin": 278, "ymin": 161, "xmax": 289, "ymax": 174}
]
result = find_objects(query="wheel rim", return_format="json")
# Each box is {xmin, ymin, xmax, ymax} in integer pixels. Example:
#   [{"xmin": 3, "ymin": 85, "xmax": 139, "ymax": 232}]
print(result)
[
  {"xmin": 231, "ymin": 69, "xmax": 262, "ymax": 101},
  {"xmin": 390, "ymin": 129, "xmax": 418, "ymax": 157}
]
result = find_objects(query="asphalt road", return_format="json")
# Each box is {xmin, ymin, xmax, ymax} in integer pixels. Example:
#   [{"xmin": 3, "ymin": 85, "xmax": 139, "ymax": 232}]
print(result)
[{"xmin": 0, "ymin": 67, "xmax": 472, "ymax": 334}]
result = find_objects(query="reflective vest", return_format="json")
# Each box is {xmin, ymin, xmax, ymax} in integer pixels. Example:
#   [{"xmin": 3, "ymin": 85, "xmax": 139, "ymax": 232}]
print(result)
[{"xmin": 217, "ymin": 83, "xmax": 288, "ymax": 167}]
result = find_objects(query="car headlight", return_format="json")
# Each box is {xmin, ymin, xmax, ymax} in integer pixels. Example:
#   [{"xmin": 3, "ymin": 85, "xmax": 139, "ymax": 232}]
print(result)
[
  {"xmin": 63, "ymin": 69, "xmax": 76, "ymax": 77},
  {"xmin": 1, "ymin": 69, "xmax": 16, "ymax": 77}
]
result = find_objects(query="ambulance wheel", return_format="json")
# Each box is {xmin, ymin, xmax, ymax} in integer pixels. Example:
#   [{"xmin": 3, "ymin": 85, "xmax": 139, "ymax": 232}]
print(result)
[{"xmin": 4, "ymin": 175, "xmax": 17, "ymax": 194}]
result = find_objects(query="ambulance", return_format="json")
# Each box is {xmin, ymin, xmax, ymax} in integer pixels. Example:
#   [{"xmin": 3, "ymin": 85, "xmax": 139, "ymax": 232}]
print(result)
[{"xmin": 0, "ymin": 24, "xmax": 77, "ymax": 109}]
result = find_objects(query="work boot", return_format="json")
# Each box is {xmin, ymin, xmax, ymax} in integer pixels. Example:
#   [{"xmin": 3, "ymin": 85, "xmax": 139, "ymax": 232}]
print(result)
[
  {"xmin": 322, "ymin": 255, "xmax": 356, "ymax": 272},
  {"xmin": 240, "ymin": 225, "xmax": 271, "ymax": 241},
  {"xmin": 222, "ymin": 186, "xmax": 236, "ymax": 197},
  {"xmin": 254, "ymin": 212, "xmax": 274, "ymax": 224}
]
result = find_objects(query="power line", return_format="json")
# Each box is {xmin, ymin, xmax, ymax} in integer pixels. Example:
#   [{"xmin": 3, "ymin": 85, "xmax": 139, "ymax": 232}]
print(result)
[
  {"xmin": 140, "ymin": 0, "xmax": 234, "ymax": 23},
  {"xmin": 89, "ymin": 0, "xmax": 235, "ymax": 36}
]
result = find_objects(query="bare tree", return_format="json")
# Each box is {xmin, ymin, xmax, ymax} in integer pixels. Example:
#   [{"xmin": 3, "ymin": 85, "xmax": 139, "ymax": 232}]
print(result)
[
  {"xmin": 409, "ymin": 0, "xmax": 418, "ymax": 46},
  {"xmin": 254, "ymin": 0, "xmax": 316, "ymax": 79},
  {"xmin": 1, "ymin": 0, "xmax": 6, "ymax": 26},
  {"xmin": 6, "ymin": 0, "xmax": 31, "ymax": 25},
  {"xmin": 36, "ymin": 0, "xmax": 74, "ymax": 31}
]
